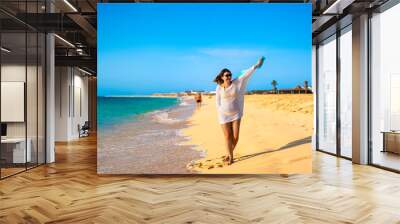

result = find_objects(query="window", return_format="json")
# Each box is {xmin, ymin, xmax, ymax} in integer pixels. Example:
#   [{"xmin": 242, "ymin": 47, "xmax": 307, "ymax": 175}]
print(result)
[
  {"xmin": 0, "ymin": 2, "xmax": 46, "ymax": 179},
  {"xmin": 317, "ymin": 35, "xmax": 337, "ymax": 154},
  {"xmin": 370, "ymin": 2, "xmax": 400, "ymax": 171}
]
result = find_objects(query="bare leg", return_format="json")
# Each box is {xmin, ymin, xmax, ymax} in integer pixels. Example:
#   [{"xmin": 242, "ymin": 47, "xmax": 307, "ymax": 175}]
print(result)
[
  {"xmin": 232, "ymin": 119, "xmax": 241, "ymax": 151},
  {"xmin": 220, "ymin": 122, "xmax": 234, "ymax": 164}
]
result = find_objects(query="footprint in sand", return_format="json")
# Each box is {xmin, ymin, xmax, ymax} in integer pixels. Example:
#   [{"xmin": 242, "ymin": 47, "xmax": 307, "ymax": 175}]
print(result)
[{"xmin": 191, "ymin": 155, "xmax": 241, "ymax": 170}]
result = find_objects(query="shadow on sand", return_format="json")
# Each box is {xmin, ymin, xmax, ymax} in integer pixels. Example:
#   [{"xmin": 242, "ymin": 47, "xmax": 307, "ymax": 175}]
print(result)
[{"xmin": 234, "ymin": 136, "xmax": 312, "ymax": 163}]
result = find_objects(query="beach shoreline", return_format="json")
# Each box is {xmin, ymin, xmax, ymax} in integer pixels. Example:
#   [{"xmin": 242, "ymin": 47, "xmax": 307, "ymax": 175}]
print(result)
[{"xmin": 97, "ymin": 96, "xmax": 204, "ymax": 174}]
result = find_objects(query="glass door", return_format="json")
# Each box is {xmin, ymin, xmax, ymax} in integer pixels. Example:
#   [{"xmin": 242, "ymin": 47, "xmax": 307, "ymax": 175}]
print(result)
[
  {"xmin": 370, "ymin": 2, "xmax": 400, "ymax": 171},
  {"xmin": 1, "ymin": 30, "xmax": 28, "ymax": 178},
  {"xmin": 0, "ymin": 1, "xmax": 47, "ymax": 179}
]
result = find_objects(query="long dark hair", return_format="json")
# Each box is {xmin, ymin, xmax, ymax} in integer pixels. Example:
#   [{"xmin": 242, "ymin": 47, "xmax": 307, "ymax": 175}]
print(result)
[{"xmin": 214, "ymin": 68, "xmax": 231, "ymax": 85}]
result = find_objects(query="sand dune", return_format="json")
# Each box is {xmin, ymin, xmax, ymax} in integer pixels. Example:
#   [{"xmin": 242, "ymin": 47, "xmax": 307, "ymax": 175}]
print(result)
[{"xmin": 183, "ymin": 94, "xmax": 313, "ymax": 174}]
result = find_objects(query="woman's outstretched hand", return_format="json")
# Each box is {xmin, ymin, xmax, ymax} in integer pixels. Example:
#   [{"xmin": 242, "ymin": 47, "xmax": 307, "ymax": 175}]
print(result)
[{"xmin": 255, "ymin": 56, "xmax": 265, "ymax": 69}]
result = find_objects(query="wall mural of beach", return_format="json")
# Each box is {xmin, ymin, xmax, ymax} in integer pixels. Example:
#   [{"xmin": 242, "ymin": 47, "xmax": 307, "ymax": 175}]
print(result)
[{"xmin": 97, "ymin": 3, "xmax": 312, "ymax": 174}]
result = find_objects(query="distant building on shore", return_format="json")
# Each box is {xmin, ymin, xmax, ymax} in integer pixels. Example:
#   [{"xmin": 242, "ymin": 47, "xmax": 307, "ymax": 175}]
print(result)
[
  {"xmin": 277, "ymin": 86, "xmax": 313, "ymax": 94},
  {"xmin": 247, "ymin": 86, "xmax": 313, "ymax": 95},
  {"xmin": 246, "ymin": 80, "xmax": 313, "ymax": 94},
  {"xmin": 181, "ymin": 90, "xmax": 216, "ymax": 96}
]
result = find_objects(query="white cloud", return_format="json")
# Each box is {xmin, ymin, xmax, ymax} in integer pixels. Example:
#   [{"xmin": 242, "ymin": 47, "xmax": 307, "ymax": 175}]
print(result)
[{"xmin": 198, "ymin": 47, "xmax": 264, "ymax": 58}]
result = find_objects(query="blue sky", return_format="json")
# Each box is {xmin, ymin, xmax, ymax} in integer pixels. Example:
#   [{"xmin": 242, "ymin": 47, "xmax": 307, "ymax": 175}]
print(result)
[{"xmin": 98, "ymin": 3, "xmax": 311, "ymax": 96}]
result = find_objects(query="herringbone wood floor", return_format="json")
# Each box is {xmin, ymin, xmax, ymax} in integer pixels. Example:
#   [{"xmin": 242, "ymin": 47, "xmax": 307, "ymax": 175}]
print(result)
[{"xmin": 1, "ymin": 134, "xmax": 400, "ymax": 224}]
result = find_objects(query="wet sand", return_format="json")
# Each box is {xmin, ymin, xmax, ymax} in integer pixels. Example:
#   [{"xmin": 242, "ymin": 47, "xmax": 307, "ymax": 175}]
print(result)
[{"xmin": 97, "ymin": 97, "xmax": 203, "ymax": 174}]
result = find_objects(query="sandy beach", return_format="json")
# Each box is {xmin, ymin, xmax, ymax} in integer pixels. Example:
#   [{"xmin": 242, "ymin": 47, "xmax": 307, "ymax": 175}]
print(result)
[
  {"xmin": 183, "ymin": 94, "xmax": 313, "ymax": 174},
  {"xmin": 97, "ymin": 94, "xmax": 313, "ymax": 174}
]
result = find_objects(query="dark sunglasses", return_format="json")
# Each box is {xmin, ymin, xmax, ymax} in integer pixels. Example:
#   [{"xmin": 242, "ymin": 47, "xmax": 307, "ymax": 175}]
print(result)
[{"xmin": 223, "ymin": 74, "xmax": 232, "ymax": 77}]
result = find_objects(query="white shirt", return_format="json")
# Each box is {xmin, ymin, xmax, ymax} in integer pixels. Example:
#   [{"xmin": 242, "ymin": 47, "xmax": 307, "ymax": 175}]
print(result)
[{"xmin": 216, "ymin": 66, "xmax": 256, "ymax": 124}]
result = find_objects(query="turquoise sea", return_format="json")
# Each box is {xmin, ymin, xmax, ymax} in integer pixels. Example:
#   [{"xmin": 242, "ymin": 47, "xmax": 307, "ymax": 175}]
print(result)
[{"xmin": 97, "ymin": 96, "xmax": 179, "ymax": 129}]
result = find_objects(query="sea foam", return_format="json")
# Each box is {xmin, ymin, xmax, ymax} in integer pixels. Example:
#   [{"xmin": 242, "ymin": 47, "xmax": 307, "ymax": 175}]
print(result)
[{"xmin": 151, "ymin": 111, "xmax": 182, "ymax": 124}]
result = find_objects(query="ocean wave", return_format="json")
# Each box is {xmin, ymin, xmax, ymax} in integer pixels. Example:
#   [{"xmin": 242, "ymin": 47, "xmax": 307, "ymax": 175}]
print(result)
[
  {"xmin": 180, "ymin": 101, "xmax": 190, "ymax": 106},
  {"xmin": 151, "ymin": 111, "xmax": 182, "ymax": 124},
  {"xmin": 174, "ymin": 130, "xmax": 191, "ymax": 145},
  {"xmin": 178, "ymin": 96, "xmax": 193, "ymax": 106}
]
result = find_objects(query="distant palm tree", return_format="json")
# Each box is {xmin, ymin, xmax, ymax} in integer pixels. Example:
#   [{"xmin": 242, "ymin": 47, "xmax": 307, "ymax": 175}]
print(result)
[
  {"xmin": 271, "ymin": 80, "xmax": 278, "ymax": 93},
  {"xmin": 304, "ymin": 81, "xmax": 309, "ymax": 93}
]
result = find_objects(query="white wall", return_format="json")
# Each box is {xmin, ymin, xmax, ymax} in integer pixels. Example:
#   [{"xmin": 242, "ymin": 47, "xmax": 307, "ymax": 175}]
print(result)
[
  {"xmin": 1, "ymin": 65, "xmax": 39, "ymax": 138},
  {"xmin": 55, "ymin": 66, "xmax": 70, "ymax": 141},
  {"xmin": 1, "ymin": 64, "xmax": 26, "ymax": 81},
  {"xmin": 55, "ymin": 67, "xmax": 89, "ymax": 141},
  {"xmin": 1, "ymin": 65, "xmax": 26, "ymax": 129},
  {"xmin": 1, "ymin": 82, "xmax": 25, "ymax": 122},
  {"xmin": 72, "ymin": 73, "xmax": 89, "ymax": 138},
  {"xmin": 1, "ymin": 63, "xmax": 46, "ymax": 164}
]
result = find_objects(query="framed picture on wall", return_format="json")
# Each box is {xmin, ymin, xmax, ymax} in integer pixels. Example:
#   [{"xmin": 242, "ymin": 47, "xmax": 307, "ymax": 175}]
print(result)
[{"xmin": 97, "ymin": 3, "xmax": 312, "ymax": 174}]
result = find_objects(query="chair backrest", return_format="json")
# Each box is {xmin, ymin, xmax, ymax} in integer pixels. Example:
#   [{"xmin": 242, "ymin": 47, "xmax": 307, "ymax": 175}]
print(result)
[{"xmin": 82, "ymin": 121, "xmax": 90, "ymax": 129}]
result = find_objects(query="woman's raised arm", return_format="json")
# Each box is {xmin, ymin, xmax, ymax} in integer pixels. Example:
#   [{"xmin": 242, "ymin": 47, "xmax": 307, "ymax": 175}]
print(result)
[
  {"xmin": 237, "ymin": 65, "xmax": 257, "ymax": 82},
  {"xmin": 237, "ymin": 57, "xmax": 265, "ymax": 83}
]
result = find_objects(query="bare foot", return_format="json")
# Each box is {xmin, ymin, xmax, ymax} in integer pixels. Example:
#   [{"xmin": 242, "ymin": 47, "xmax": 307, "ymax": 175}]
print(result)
[
  {"xmin": 227, "ymin": 157, "xmax": 234, "ymax": 165},
  {"xmin": 223, "ymin": 156, "xmax": 234, "ymax": 165}
]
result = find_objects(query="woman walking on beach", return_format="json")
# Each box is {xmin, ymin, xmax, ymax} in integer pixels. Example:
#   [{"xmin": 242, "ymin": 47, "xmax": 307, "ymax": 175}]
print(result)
[{"xmin": 214, "ymin": 57, "xmax": 265, "ymax": 165}]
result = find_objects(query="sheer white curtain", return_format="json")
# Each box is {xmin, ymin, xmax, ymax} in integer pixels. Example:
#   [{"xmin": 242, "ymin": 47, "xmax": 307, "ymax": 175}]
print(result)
[
  {"xmin": 318, "ymin": 35, "xmax": 337, "ymax": 154},
  {"xmin": 339, "ymin": 27, "xmax": 352, "ymax": 158}
]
